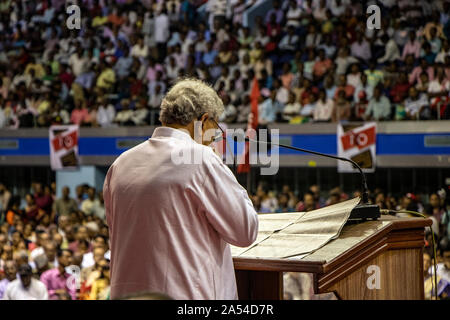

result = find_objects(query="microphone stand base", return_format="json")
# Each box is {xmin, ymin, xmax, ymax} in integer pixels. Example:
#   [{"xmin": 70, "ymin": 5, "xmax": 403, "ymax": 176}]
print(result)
[{"xmin": 346, "ymin": 204, "xmax": 381, "ymax": 224}]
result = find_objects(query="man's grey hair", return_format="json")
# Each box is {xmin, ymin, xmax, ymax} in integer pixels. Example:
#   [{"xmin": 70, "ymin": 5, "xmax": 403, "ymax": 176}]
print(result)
[
  {"xmin": 159, "ymin": 78, "xmax": 224, "ymax": 125},
  {"xmin": 14, "ymin": 250, "xmax": 29, "ymax": 260}
]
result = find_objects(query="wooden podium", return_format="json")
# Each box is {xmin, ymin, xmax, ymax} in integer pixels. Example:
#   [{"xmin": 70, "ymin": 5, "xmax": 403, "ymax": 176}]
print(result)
[{"xmin": 234, "ymin": 216, "xmax": 432, "ymax": 300}]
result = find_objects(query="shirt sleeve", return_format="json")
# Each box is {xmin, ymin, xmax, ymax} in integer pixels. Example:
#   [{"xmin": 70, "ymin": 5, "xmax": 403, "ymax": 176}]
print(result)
[
  {"xmin": 39, "ymin": 281, "xmax": 49, "ymax": 300},
  {"xmin": 103, "ymin": 164, "xmax": 113, "ymax": 229},
  {"xmin": 196, "ymin": 148, "xmax": 259, "ymax": 247},
  {"xmin": 40, "ymin": 272, "xmax": 54, "ymax": 298}
]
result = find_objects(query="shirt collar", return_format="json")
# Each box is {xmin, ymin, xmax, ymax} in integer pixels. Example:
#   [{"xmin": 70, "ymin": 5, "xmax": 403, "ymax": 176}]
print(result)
[{"xmin": 150, "ymin": 126, "xmax": 194, "ymax": 143}]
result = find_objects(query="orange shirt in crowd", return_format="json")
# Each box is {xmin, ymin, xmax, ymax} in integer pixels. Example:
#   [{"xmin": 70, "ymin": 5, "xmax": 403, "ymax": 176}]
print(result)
[{"xmin": 313, "ymin": 59, "xmax": 332, "ymax": 78}]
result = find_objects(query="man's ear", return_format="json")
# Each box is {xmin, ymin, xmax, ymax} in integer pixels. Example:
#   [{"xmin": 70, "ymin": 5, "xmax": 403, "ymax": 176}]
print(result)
[{"xmin": 200, "ymin": 113, "xmax": 209, "ymax": 128}]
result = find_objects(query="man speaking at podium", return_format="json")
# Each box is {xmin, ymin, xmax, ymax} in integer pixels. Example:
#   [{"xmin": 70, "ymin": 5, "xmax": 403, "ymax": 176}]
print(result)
[{"xmin": 103, "ymin": 78, "xmax": 259, "ymax": 300}]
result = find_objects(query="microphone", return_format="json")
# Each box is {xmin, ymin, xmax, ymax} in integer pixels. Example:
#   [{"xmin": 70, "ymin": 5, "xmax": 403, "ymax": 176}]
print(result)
[{"xmin": 214, "ymin": 126, "xmax": 380, "ymax": 222}]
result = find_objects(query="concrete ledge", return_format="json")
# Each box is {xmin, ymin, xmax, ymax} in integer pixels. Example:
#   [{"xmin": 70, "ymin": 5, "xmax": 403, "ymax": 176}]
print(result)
[{"xmin": 1, "ymin": 121, "xmax": 449, "ymax": 138}]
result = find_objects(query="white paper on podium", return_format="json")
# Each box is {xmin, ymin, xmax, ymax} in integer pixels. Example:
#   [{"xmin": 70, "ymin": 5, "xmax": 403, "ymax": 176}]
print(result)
[
  {"xmin": 231, "ymin": 197, "xmax": 361, "ymax": 259},
  {"xmin": 230, "ymin": 211, "xmax": 306, "ymax": 256}
]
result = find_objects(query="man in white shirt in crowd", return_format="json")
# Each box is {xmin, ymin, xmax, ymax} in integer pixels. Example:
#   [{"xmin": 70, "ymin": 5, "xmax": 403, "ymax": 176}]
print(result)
[
  {"xmin": 81, "ymin": 235, "xmax": 109, "ymax": 271},
  {"xmin": 365, "ymin": 85, "xmax": 391, "ymax": 121},
  {"xmin": 405, "ymin": 87, "xmax": 430, "ymax": 120},
  {"xmin": 68, "ymin": 45, "xmax": 88, "ymax": 77},
  {"xmin": 131, "ymin": 36, "xmax": 149, "ymax": 60},
  {"xmin": 155, "ymin": 8, "xmax": 170, "ymax": 62},
  {"xmin": 207, "ymin": 0, "xmax": 227, "ymax": 32},
  {"xmin": 3, "ymin": 264, "xmax": 48, "ymax": 300},
  {"xmin": 81, "ymin": 187, "xmax": 102, "ymax": 217},
  {"xmin": 131, "ymin": 100, "xmax": 149, "ymax": 126},
  {"xmin": 30, "ymin": 232, "xmax": 50, "ymax": 263},
  {"xmin": 378, "ymin": 34, "xmax": 400, "ymax": 64},
  {"xmin": 314, "ymin": 88, "xmax": 334, "ymax": 122},
  {"xmin": 286, "ymin": 0, "xmax": 302, "ymax": 28},
  {"xmin": 283, "ymin": 91, "xmax": 301, "ymax": 122},
  {"xmin": 114, "ymin": 99, "xmax": 134, "ymax": 126},
  {"xmin": 279, "ymin": 26, "xmax": 299, "ymax": 53},
  {"xmin": 354, "ymin": 73, "xmax": 373, "ymax": 103},
  {"xmin": 96, "ymin": 96, "xmax": 116, "ymax": 127}
]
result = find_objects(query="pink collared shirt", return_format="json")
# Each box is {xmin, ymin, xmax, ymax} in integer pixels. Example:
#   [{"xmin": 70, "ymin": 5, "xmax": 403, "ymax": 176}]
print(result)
[
  {"xmin": 104, "ymin": 127, "xmax": 258, "ymax": 300},
  {"xmin": 40, "ymin": 268, "xmax": 76, "ymax": 300}
]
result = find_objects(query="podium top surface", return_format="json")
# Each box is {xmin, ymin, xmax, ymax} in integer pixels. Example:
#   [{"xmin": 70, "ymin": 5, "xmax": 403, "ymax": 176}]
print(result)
[{"xmin": 233, "ymin": 215, "xmax": 432, "ymax": 274}]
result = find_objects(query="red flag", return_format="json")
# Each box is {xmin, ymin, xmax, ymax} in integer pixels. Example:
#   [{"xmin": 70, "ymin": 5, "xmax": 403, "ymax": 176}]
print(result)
[
  {"xmin": 51, "ymin": 131, "xmax": 78, "ymax": 152},
  {"xmin": 340, "ymin": 126, "xmax": 376, "ymax": 151},
  {"xmin": 237, "ymin": 77, "xmax": 260, "ymax": 173}
]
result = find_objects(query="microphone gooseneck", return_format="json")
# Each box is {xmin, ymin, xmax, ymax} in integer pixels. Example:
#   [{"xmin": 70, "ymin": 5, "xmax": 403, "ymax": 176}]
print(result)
[{"xmin": 244, "ymin": 136, "xmax": 370, "ymax": 204}]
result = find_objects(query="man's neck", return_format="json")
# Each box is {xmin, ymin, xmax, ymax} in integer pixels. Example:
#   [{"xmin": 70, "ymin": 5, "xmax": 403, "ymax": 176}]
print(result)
[
  {"xmin": 58, "ymin": 265, "xmax": 65, "ymax": 275},
  {"xmin": 164, "ymin": 123, "xmax": 194, "ymax": 139}
]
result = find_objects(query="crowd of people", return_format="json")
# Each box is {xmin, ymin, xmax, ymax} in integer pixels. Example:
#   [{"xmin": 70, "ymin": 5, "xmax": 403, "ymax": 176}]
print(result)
[
  {"xmin": 0, "ymin": 179, "xmax": 449, "ymax": 299},
  {"xmin": 1, "ymin": 0, "xmax": 450, "ymax": 130},
  {"xmin": 0, "ymin": 181, "xmax": 110, "ymax": 300}
]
